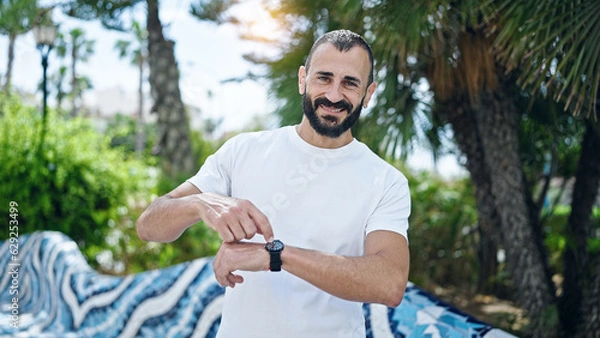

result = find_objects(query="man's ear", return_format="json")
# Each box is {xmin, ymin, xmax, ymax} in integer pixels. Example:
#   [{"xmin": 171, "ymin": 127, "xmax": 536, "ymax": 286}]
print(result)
[
  {"xmin": 298, "ymin": 66, "xmax": 306, "ymax": 95},
  {"xmin": 363, "ymin": 82, "xmax": 377, "ymax": 108}
]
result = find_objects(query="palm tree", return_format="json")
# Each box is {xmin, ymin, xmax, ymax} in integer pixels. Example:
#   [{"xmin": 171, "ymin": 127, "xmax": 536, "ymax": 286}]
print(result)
[
  {"xmin": 357, "ymin": 2, "xmax": 556, "ymax": 334},
  {"xmin": 484, "ymin": 1, "xmax": 600, "ymax": 335},
  {"xmin": 145, "ymin": 0, "xmax": 197, "ymax": 175},
  {"xmin": 0, "ymin": 0, "xmax": 38, "ymax": 92},
  {"xmin": 67, "ymin": 28, "xmax": 95, "ymax": 117},
  {"xmin": 48, "ymin": 66, "xmax": 68, "ymax": 112},
  {"xmin": 63, "ymin": 0, "xmax": 197, "ymax": 176},
  {"xmin": 114, "ymin": 20, "xmax": 148, "ymax": 155},
  {"xmin": 51, "ymin": 32, "xmax": 70, "ymax": 113},
  {"xmin": 52, "ymin": 28, "xmax": 95, "ymax": 117}
]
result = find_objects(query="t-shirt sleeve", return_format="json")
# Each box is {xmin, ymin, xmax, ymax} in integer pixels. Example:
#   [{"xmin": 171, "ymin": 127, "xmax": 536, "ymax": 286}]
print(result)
[
  {"xmin": 186, "ymin": 137, "xmax": 236, "ymax": 196},
  {"xmin": 365, "ymin": 174, "xmax": 411, "ymax": 242}
]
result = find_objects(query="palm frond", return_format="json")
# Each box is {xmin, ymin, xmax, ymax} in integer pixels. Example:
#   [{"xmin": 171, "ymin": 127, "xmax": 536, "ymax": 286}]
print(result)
[{"xmin": 484, "ymin": 0, "xmax": 600, "ymax": 118}]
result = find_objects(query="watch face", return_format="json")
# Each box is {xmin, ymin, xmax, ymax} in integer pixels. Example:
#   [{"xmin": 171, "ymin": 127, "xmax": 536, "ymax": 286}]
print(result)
[{"xmin": 266, "ymin": 240, "xmax": 284, "ymax": 252}]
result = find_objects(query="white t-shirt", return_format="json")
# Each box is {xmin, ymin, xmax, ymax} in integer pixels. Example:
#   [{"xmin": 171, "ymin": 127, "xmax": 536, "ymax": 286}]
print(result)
[{"xmin": 187, "ymin": 125, "xmax": 410, "ymax": 338}]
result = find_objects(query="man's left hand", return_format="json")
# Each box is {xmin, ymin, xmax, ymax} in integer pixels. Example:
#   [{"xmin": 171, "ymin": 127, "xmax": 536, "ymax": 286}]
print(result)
[{"xmin": 213, "ymin": 242, "xmax": 270, "ymax": 288}]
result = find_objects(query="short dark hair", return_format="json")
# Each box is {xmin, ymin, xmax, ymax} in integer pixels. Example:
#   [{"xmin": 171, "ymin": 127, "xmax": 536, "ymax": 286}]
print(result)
[{"xmin": 305, "ymin": 30, "xmax": 374, "ymax": 86}]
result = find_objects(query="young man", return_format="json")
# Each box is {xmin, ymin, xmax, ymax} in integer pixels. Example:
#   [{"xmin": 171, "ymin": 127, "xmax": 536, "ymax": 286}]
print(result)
[{"xmin": 136, "ymin": 29, "xmax": 411, "ymax": 338}]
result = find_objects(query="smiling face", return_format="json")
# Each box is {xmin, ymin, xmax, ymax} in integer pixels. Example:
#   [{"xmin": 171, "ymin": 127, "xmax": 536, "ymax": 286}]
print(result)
[{"xmin": 299, "ymin": 42, "xmax": 376, "ymax": 139}]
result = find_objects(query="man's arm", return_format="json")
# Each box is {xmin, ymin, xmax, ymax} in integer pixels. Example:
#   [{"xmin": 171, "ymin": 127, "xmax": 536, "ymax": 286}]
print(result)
[
  {"xmin": 136, "ymin": 182, "xmax": 274, "ymax": 243},
  {"xmin": 283, "ymin": 230, "xmax": 409, "ymax": 307},
  {"xmin": 213, "ymin": 230, "xmax": 409, "ymax": 307}
]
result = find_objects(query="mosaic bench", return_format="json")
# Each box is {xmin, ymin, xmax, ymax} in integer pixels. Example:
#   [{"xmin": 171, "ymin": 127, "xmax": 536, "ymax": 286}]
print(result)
[{"xmin": 0, "ymin": 231, "xmax": 516, "ymax": 337}]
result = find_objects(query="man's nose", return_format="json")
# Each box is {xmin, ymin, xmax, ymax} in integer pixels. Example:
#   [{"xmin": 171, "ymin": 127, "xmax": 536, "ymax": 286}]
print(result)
[{"xmin": 324, "ymin": 82, "xmax": 344, "ymax": 103}]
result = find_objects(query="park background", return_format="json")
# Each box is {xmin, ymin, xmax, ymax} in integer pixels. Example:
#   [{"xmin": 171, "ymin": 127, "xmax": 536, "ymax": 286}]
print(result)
[{"xmin": 1, "ymin": 0, "xmax": 599, "ymax": 337}]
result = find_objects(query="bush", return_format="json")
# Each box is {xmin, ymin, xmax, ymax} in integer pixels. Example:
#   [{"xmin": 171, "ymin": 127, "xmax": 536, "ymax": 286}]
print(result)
[
  {"xmin": 104, "ymin": 113, "xmax": 158, "ymax": 163},
  {"xmin": 405, "ymin": 169, "xmax": 480, "ymax": 291},
  {"xmin": 86, "ymin": 113, "xmax": 222, "ymax": 274},
  {"xmin": 0, "ymin": 94, "xmax": 149, "ymax": 254}
]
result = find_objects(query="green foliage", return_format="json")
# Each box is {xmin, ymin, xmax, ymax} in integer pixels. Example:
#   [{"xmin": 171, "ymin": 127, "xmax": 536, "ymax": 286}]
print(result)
[
  {"xmin": 62, "ymin": 0, "xmax": 142, "ymax": 31},
  {"xmin": 104, "ymin": 113, "xmax": 157, "ymax": 162},
  {"xmin": 543, "ymin": 206, "xmax": 600, "ymax": 269},
  {"xmin": 0, "ymin": 95, "xmax": 222, "ymax": 274},
  {"xmin": 91, "ymin": 114, "xmax": 222, "ymax": 274},
  {"xmin": 484, "ymin": 0, "xmax": 600, "ymax": 117},
  {"xmin": 0, "ymin": 94, "xmax": 148, "ymax": 254},
  {"xmin": 517, "ymin": 94, "xmax": 584, "ymax": 185},
  {"xmin": 114, "ymin": 20, "xmax": 147, "ymax": 66},
  {"xmin": 190, "ymin": 0, "xmax": 239, "ymax": 24},
  {"xmin": 0, "ymin": 0, "xmax": 38, "ymax": 37},
  {"xmin": 151, "ymin": 128, "xmax": 220, "ymax": 197},
  {"xmin": 190, "ymin": 129, "xmax": 220, "ymax": 171},
  {"xmin": 51, "ymin": 27, "xmax": 96, "ymax": 116},
  {"xmin": 543, "ymin": 206, "xmax": 571, "ymax": 273},
  {"xmin": 89, "ymin": 198, "xmax": 221, "ymax": 274},
  {"xmin": 405, "ymin": 168, "xmax": 480, "ymax": 291}
]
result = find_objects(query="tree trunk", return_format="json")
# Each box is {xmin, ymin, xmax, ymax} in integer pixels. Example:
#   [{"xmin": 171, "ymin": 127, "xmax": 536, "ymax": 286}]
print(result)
[
  {"xmin": 438, "ymin": 97, "xmax": 502, "ymax": 295},
  {"xmin": 562, "ymin": 121, "xmax": 600, "ymax": 336},
  {"xmin": 3, "ymin": 34, "xmax": 16, "ymax": 92},
  {"xmin": 136, "ymin": 56, "xmax": 145, "ymax": 155},
  {"xmin": 71, "ymin": 37, "xmax": 78, "ymax": 117},
  {"xmin": 441, "ymin": 84, "xmax": 558, "ymax": 335},
  {"xmin": 146, "ymin": 0, "xmax": 196, "ymax": 176},
  {"xmin": 579, "ymin": 253, "xmax": 600, "ymax": 336},
  {"xmin": 474, "ymin": 87, "xmax": 558, "ymax": 336}
]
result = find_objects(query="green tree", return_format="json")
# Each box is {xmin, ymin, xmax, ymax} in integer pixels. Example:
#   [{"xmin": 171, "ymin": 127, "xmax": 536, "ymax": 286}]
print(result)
[
  {"xmin": 54, "ymin": 27, "xmax": 95, "ymax": 117},
  {"xmin": 63, "ymin": 0, "xmax": 197, "ymax": 177},
  {"xmin": 114, "ymin": 20, "xmax": 148, "ymax": 154},
  {"xmin": 0, "ymin": 0, "xmax": 39, "ymax": 92},
  {"xmin": 485, "ymin": 1, "xmax": 600, "ymax": 335},
  {"xmin": 48, "ymin": 65, "xmax": 68, "ymax": 112}
]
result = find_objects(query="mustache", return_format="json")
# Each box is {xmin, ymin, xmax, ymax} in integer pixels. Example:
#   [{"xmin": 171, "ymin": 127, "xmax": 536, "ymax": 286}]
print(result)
[{"xmin": 313, "ymin": 97, "xmax": 353, "ymax": 112}]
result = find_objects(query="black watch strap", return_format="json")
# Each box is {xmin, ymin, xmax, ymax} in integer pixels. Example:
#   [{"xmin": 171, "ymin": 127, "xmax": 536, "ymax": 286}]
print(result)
[{"xmin": 269, "ymin": 252, "xmax": 282, "ymax": 272}]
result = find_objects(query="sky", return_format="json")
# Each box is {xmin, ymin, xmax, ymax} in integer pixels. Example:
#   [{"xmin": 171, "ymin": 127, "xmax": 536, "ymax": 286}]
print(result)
[
  {"xmin": 0, "ymin": 0, "xmax": 465, "ymax": 178},
  {"xmin": 1, "ymin": 0, "xmax": 276, "ymax": 131}
]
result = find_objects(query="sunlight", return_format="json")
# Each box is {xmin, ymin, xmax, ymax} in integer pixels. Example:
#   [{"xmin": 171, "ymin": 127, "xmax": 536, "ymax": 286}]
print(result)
[{"xmin": 233, "ymin": 0, "xmax": 285, "ymax": 43}]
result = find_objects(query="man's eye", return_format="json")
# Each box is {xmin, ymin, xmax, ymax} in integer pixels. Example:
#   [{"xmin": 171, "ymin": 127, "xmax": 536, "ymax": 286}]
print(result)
[{"xmin": 345, "ymin": 81, "xmax": 358, "ymax": 87}]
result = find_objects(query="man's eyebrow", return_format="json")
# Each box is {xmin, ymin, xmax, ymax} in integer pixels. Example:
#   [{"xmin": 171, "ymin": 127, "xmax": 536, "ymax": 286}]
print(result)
[
  {"xmin": 343, "ymin": 75, "xmax": 361, "ymax": 85},
  {"xmin": 316, "ymin": 71, "xmax": 334, "ymax": 77},
  {"xmin": 315, "ymin": 71, "xmax": 362, "ymax": 85}
]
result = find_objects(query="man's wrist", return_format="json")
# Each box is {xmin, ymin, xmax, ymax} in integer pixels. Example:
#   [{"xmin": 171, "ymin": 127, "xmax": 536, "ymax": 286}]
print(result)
[{"xmin": 265, "ymin": 240, "xmax": 285, "ymax": 271}]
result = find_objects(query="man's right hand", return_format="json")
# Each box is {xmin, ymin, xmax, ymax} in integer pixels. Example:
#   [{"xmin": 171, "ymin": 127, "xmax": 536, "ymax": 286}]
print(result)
[
  {"xmin": 136, "ymin": 182, "xmax": 274, "ymax": 244},
  {"xmin": 197, "ymin": 192, "xmax": 274, "ymax": 243}
]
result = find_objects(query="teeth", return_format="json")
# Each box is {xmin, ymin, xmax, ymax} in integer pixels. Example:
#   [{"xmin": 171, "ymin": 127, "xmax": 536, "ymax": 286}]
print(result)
[{"xmin": 321, "ymin": 105, "xmax": 343, "ymax": 113}]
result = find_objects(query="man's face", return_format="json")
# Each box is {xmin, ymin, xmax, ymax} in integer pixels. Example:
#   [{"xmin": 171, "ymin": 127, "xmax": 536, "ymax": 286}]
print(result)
[{"xmin": 299, "ymin": 43, "xmax": 376, "ymax": 138}]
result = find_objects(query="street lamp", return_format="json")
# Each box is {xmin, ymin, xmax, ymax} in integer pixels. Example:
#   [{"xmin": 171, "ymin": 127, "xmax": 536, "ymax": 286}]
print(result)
[{"xmin": 33, "ymin": 22, "xmax": 57, "ymax": 153}]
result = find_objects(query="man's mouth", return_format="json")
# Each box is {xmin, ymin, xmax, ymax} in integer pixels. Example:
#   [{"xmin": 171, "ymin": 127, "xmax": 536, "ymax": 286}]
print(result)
[
  {"xmin": 313, "ymin": 97, "xmax": 352, "ymax": 116},
  {"xmin": 319, "ymin": 104, "xmax": 346, "ymax": 114}
]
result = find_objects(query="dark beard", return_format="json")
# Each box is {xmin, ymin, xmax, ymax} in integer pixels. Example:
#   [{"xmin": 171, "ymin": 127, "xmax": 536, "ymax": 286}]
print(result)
[{"xmin": 302, "ymin": 93, "xmax": 364, "ymax": 138}]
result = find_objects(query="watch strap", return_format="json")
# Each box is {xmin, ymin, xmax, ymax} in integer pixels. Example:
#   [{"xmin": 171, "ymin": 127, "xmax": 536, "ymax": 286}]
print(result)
[{"xmin": 269, "ymin": 251, "xmax": 282, "ymax": 271}]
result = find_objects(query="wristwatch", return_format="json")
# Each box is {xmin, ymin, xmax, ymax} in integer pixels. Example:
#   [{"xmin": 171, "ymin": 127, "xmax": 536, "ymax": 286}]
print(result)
[{"xmin": 265, "ymin": 240, "xmax": 284, "ymax": 272}]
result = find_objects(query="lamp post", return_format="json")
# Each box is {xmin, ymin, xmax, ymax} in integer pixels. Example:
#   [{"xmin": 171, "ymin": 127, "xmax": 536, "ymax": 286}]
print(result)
[{"xmin": 33, "ymin": 22, "xmax": 57, "ymax": 153}]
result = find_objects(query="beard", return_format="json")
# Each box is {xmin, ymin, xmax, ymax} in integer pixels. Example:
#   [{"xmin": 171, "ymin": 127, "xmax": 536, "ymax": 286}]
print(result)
[{"xmin": 302, "ymin": 93, "xmax": 364, "ymax": 138}]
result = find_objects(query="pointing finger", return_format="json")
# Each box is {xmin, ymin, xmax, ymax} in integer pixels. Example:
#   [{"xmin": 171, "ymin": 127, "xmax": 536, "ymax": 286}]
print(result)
[{"xmin": 248, "ymin": 208, "xmax": 274, "ymax": 242}]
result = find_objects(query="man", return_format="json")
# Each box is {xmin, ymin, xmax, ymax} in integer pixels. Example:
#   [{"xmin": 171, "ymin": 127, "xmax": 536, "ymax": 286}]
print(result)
[{"xmin": 136, "ymin": 29, "xmax": 411, "ymax": 337}]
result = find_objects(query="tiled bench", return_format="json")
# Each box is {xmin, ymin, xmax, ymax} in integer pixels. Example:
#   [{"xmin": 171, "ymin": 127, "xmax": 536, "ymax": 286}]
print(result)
[{"xmin": 0, "ymin": 231, "xmax": 515, "ymax": 337}]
